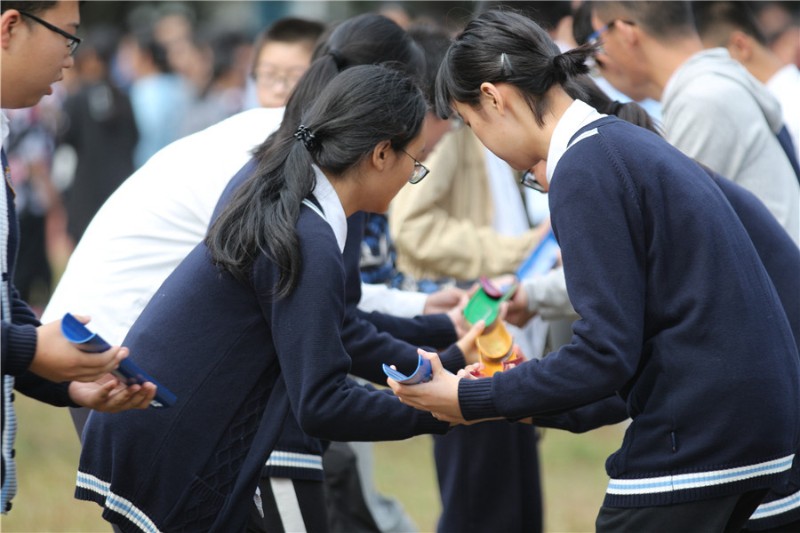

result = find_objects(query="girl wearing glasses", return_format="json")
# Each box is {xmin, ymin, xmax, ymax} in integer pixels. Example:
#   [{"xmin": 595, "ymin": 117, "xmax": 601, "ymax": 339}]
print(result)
[
  {"xmin": 390, "ymin": 10, "xmax": 800, "ymax": 533},
  {"xmin": 76, "ymin": 65, "xmax": 451, "ymax": 533}
]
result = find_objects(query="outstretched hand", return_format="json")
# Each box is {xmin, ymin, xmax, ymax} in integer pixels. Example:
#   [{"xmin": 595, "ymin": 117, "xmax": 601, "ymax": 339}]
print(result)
[
  {"xmin": 456, "ymin": 318, "xmax": 486, "ymax": 365},
  {"xmin": 32, "ymin": 316, "xmax": 126, "ymax": 383},
  {"xmin": 425, "ymin": 286, "xmax": 468, "ymax": 315},
  {"xmin": 388, "ymin": 348, "xmax": 464, "ymax": 423},
  {"xmin": 68, "ymin": 374, "xmax": 157, "ymax": 413}
]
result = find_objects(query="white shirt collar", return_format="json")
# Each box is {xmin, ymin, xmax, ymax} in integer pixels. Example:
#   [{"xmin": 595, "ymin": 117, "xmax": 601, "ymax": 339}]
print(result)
[
  {"xmin": 311, "ymin": 165, "xmax": 348, "ymax": 253},
  {"xmin": 546, "ymin": 100, "xmax": 605, "ymax": 186},
  {"xmin": 1, "ymin": 112, "xmax": 10, "ymax": 151}
]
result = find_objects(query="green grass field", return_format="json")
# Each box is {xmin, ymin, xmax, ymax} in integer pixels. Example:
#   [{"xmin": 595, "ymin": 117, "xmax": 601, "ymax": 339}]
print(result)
[{"xmin": 1, "ymin": 395, "xmax": 625, "ymax": 532}]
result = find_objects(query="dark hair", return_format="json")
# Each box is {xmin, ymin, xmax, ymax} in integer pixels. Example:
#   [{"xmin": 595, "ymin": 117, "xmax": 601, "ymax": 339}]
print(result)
[
  {"xmin": 250, "ymin": 14, "xmax": 423, "ymax": 163},
  {"xmin": 592, "ymin": 1, "xmax": 697, "ymax": 41},
  {"xmin": 573, "ymin": 74, "xmax": 661, "ymax": 136},
  {"xmin": 207, "ymin": 65, "xmax": 426, "ymax": 297},
  {"xmin": 407, "ymin": 22, "xmax": 452, "ymax": 105},
  {"xmin": 693, "ymin": 1, "xmax": 767, "ymax": 46},
  {"xmin": 1, "ymin": 1, "xmax": 57, "ymax": 15},
  {"xmin": 572, "ymin": 1, "xmax": 596, "ymax": 45},
  {"xmin": 251, "ymin": 17, "xmax": 326, "ymax": 75},
  {"xmin": 206, "ymin": 29, "xmax": 250, "ymax": 86},
  {"xmin": 132, "ymin": 28, "xmax": 172, "ymax": 74},
  {"xmin": 477, "ymin": 1, "xmax": 573, "ymax": 31},
  {"xmin": 435, "ymin": 9, "xmax": 592, "ymax": 125},
  {"xmin": 76, "ymin": 24, "xmax": 121, "ymax": 68}
]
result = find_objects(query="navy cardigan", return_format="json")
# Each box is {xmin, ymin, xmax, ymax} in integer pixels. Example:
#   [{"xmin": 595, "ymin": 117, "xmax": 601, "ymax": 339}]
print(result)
[
  {"xmin": 459, "ymin": 117, "xmax": 800, "ymax": 508},
  {"xmin": 76, "ymin": 199, "xmax": 450, "ymax": 532},
  {"xmin": 203, "ymin": 162, "xmax": 462, "ymax": 483},
  {"xmin": 533, "ymin": 165, "xmax": 800, "ymax": 526}
]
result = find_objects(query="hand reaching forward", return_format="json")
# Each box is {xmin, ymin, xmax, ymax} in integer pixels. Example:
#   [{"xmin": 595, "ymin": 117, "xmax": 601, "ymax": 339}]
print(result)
[
  {"xmin": 31, "ymin": 316, "xmax": 126, "ymax": 383},
  {"xmin": 69, "ymin": 374, "xmax": 157, "ymax": 413},
  {"xmin": 388, "ymin": 348, "xmax": 464, "ymax": 423}
]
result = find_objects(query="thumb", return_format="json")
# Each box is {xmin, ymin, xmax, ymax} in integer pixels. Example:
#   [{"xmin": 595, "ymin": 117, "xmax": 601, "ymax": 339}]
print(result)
[
  {"xmin": 463, "ymin": 319, "xmax": 486, "ymax": 344},
  {"xmin": 418, "ymin": 348, "xmax": 444, "ymax": 376}
]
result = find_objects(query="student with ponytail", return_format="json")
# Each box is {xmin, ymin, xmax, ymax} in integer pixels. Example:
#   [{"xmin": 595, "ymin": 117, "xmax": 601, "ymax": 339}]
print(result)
[
  {"xmin": 75, "ymin": 64, "xmax": 449, "ymax": 533},
  {"xmin": 390, "ymin": 10, "xmax": 800, "ymax": 533},
  {"xmin": 45, "ymin": 14, "xmax": 474, "ymax": 532}
]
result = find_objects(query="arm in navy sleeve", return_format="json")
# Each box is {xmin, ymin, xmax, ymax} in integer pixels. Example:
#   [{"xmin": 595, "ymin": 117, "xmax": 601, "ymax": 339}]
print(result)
[{"xmin": 257, "ymin": 213, "xmax": 449, "ymax": 442}]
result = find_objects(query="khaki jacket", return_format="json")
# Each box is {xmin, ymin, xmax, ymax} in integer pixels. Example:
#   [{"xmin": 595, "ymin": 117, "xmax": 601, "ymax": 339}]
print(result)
[{"xmin": 389, "ymin": 126, "xmax": 542, "ymax": 281}]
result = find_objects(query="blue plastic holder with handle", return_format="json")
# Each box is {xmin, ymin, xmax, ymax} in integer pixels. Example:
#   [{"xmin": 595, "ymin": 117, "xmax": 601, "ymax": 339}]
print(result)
[
  {"xmin": 60, "ymin": 313, "xmax": 177, "ymax": 408},
  {"xmin": 382, "ymin": 353, "xmax": 433, "ymax": 385}
]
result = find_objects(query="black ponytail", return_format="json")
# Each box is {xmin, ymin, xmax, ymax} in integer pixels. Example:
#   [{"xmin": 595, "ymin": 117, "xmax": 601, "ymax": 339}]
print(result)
[
  {"xmin": 571, "ymin": 74, "xmax": 662, "ymax": 136},
  {"xmin": 436, "ymin": 9, "xmax": 596, "ymax": 125},
  {"xmin": 207, "ymin": 65, "xmax": 426, "ymax": 298}
]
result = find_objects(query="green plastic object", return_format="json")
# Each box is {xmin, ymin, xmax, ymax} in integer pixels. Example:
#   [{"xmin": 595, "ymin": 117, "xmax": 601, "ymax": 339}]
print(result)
[{"xmin": 463, "ymin": 281, "xmax": 517, "ymax": 326}]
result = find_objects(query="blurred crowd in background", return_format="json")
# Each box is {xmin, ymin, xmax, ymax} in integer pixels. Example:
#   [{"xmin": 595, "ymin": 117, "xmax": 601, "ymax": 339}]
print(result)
[{"xmin": 6, "ymin": 0, "xmax": 474, "ymax": 313}]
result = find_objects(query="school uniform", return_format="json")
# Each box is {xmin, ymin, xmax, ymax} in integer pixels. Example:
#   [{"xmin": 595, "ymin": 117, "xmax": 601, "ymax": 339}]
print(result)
[
  {"xmin": 76, "ymin": 167, "xmax": 450, "ymax": 533},
  {"xmin": 214, "ymin": 160, "xmax": 463, "ymax": 533},
  {"xmin": 458, "ymin": 102, "xmax": 800, "ymax": 521},
  {"xmin": 533, "ymin": 165, "xmax": 800, "ymax": 528},
  {"xmin": 1, "ymin": 122, "xmax": 77, "ymax": 514}
]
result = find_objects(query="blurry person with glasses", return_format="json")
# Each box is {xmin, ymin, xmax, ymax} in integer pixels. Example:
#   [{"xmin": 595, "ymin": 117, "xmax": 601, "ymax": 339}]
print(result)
[
  {"xmin": 1, "ymin": 0, "xmax": 157, "ymax": 517},
  {"xmin": 251, "ymin": 17, "xmax": 325, "ymax": 108},
  {"xmin": 571, "ymin": 2, "xmax": 662, "ymax": 124}
]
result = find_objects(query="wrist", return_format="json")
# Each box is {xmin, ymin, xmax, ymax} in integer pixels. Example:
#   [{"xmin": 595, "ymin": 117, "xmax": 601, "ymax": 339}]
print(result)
[{"xmin": 4, "ymin": 324, "xmax": 38, "ymax": 375}]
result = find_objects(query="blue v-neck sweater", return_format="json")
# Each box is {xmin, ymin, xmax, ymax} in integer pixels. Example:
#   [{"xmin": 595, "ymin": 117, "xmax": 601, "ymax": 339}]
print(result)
[
  {"xmin": 76, "ymin": 200, "xmax": 449, "ymax": 533},
  {"xmin": 459, "ymin": 117, "xmax": 800, "ymax": 508}
]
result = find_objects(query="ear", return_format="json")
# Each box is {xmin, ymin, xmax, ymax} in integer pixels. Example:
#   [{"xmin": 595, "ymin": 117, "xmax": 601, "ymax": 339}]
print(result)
[
  {"xmin": 1, "ymin": 10, "xmax": 23, "ymax": 50},
  {"xmin": 479, "ymin": 82, "xmax": 506, "ymax": 114},
  {"xmin": 616, "ymin": 19, "xmax": 639, "ymax": 46},
  {"xmin": 370, "ymin": 140, "xmax": 393, "ymax": 172},
  {"xmin": 728, "ymin": 30, "xmax": 754, "ymax": 62}
]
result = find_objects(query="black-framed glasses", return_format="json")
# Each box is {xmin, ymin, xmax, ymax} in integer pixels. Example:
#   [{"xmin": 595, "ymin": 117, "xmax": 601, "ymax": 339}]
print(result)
[
  {"xmin": 521, "ymin": 170, "xmax": 546, "ymax": 193},
  {"xmin": 253, "ymin": 66, "xmax": 306, "ymax": 89},
  {"xmin": 18, "ymin": 10, "xmax": 81, "ymax": 56},
  {"xmin": 586, "ymin": 19, "xmax": 635, "ymax": 51},
  {"xmin": 401, "ymin": 149, "xmax": 430, "ymax": 184}
]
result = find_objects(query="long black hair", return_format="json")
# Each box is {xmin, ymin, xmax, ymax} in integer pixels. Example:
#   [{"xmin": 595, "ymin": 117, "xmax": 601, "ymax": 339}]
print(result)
[
  {"xmin": 435, "ymin": 9, "xmax": 595, "ymax": 125},
  {"xmin": 207, "ymin": 65, "xmax": 426, "ymax": 298}
]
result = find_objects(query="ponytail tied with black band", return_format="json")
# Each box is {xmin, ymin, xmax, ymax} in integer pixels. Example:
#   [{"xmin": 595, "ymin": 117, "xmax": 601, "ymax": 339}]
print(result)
[{"xmin": 294, "ymin": 125, "xmax": 318, "ymax": 152}]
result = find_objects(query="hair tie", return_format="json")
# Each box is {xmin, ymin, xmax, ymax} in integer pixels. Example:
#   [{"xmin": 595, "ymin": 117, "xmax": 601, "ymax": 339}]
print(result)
[
  {"xmin": 294, "ymin": 125, "xmax": 318, "ymax": 151},
  {"xmin": 328, "ymin": 49, "xmax": 345, "ymax": 70}
]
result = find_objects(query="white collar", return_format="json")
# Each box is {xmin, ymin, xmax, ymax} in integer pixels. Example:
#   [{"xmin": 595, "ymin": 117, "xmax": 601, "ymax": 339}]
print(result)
[
  {"xmin": 546, "ymin": 100, "xmax": 605, "ymax": 186},
  {"xmin": 310, "ymin": 165, "xmax": 348, "ymax": 253},
  {"xmin": 1, "ymin": 112, "xmax": 10, "ymax": 151}
]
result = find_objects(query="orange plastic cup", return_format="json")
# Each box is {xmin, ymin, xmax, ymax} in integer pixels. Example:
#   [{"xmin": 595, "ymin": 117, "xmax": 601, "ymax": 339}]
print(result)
[{"xmin": 475, "ymin": 320, "xmax": 514, "ymax": 376}]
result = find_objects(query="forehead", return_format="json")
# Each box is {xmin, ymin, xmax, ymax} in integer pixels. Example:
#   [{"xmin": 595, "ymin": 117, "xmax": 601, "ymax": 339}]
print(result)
[
  {"xmin": 46, "ymin": 0, "xmax": 81, "ymax": 28},
  {"xmin": 256, "ymin": 41, "xmax": 312, "ymax": 68}
]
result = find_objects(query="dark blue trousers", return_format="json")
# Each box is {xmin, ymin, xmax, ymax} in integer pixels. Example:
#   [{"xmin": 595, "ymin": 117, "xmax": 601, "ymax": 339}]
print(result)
[{"xmin": 433, "ymin": 421, "xmax": 542, "ymax": 533}]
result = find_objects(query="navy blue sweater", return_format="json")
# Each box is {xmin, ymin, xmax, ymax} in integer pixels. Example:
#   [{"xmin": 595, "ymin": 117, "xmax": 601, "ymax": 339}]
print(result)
[
  {"xmin": 459, "ymin": 117, "xmax": 800, "ymax": 508},
  {"xmin": 76, "ymin": 194, "xmax": 450, "ymax": 532},
  {"xmin": 210, "ymin": 162, "xmax": 462, "ymax": 483},
  {"xmin": 533, "ymin": 165, "xmax": 800, "ymax": 524},
  {"xmin": 2, "ymin": 161, "xmax": 74, "ymax": 513}
]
